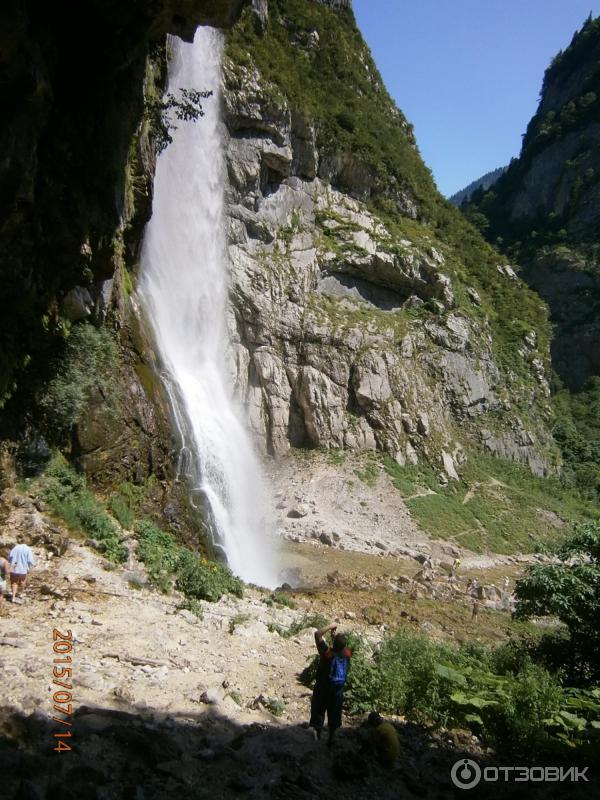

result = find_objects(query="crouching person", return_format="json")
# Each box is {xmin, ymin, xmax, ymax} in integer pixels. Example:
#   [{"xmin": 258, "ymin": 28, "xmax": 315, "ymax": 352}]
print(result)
[
  {"xmin": 367, "ymin": 712, "xmax": 401, "ymax": 767},
  {"xmin": 309, "ymin": 622, "xmax": 352, "ymax": 746}
]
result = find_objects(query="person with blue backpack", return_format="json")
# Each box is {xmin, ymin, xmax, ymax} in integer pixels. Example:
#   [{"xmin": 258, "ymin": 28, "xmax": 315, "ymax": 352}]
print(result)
[{"xmin": 309, "ymin": 621, "xmax": 352, "ymax": 746}]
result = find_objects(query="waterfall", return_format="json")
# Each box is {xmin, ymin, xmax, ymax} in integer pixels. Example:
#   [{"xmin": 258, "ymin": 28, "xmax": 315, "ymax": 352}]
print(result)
[{"xmin": 138, "ymin": 27, "xmax": 280, "ymax": 588}]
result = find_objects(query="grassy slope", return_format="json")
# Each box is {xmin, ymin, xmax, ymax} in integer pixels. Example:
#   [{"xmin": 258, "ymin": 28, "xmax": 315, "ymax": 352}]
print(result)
[
  {"xmin": 381, "ymin": 452, "xmax": 599, "ymax": 553},
  {"xmin": 310, "ymin": 448, "xmax": 597, "ymax": 554}
]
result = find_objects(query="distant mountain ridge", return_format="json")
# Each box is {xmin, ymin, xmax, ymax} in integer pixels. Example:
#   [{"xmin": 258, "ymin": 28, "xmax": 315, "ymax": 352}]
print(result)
[
  {"xmin": 460, "ymin": 14, "xmax": 600, "ymax": 505},
  {"xmin": 449, "ymin": 166, "xmax": 507, "ymax": 206},
  {"xmin": 462, "ymin": 13, "xmax": 600, "ymax": 391}
]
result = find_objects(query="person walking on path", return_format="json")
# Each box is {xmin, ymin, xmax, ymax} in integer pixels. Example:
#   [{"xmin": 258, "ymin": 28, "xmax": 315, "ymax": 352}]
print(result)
[
  {"xmin": 0, "ymin": 553, "xmax": 11, "ymax": 608},
  {"xmin": 309, "ymin": 621, "xmax": 352, "ymax": 746},
  {"xmin": 9, "ymin": 536, "xmax": 36, "ymax": 602}
]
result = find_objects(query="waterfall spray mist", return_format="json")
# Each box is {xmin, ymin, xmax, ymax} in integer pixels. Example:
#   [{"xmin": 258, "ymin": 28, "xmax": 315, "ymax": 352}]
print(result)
[{"xmin": 139, "ymin": 27, "xmax": 280, "ymax": 588}]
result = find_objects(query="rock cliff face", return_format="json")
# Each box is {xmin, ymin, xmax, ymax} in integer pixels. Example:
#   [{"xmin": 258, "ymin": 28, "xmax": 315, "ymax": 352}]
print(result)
[
  {"xmin": 463, "ymin": 15, "xmax": 600, "ymax": 391},
  {"xmin": 1, "ymin": 0, "xmax": 561, "ymax": 503},
  {"xmin": 0, "ymin": 0, "xmax": 245, "ymax": 520},
  {"xmin": 220, "ymin": 1, "xmax": 557, "ymax": 476},
  {"xmin": 0, "ymin": 0, "xmax": 245, "ymax": 408}
]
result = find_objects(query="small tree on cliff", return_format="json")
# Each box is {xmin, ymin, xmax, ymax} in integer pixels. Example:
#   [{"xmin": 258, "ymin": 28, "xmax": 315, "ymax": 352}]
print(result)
[
  {"xmin": 145, "ymin": 87, "xmax": 213, "ymax": 154},
  {"xmin": 514, "ymin": 521, "xmax": 600, "ymax": 682}
]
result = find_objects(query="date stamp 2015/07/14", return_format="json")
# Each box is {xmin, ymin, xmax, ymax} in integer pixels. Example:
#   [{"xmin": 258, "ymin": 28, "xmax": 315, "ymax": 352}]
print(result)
[{"xmin": 51, "ymin": 628, "xmax": 74, "ymax": 753}]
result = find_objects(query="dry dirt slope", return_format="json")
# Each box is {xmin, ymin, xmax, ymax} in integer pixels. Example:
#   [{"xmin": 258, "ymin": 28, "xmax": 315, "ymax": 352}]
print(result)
[{"xmin": 0, "ymin": 485, "xmax": 573, "ymax": 800}]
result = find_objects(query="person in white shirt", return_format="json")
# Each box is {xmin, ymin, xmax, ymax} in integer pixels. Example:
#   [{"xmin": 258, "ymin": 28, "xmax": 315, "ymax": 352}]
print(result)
[
  {"xmin": 0, "ymin": 553, "xmax": 10, "ymax": 607},
  {"xmin": 9, "ymin": 535, "xmax": 36, "ymax": 601}
]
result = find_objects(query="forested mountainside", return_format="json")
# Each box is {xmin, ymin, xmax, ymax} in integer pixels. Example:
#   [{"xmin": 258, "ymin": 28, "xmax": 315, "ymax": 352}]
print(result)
[
  {"xmin": 462, "ymin": 14, "xmax": 600, "ymax": 504},
  {"xmin": 449, "ymin": 166, "xmax": 507, "ymax": 207}
]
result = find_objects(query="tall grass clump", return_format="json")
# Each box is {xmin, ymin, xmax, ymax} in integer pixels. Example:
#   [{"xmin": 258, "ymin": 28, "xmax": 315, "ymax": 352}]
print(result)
[
  {"xmin": 108, "ymin": 481, "xmax": 145, "ymax": 529},
  {"xmin": 41, "ymin": 455, "xmax": 127, "ymax": 563},
  {"xmin": 135, "ymin": 519, "xmax": 243, "ymax": 602}
]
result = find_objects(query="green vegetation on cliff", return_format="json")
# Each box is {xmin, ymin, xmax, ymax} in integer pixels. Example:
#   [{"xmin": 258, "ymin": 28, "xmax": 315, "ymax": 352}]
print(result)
[
  {"xmin": 135, "ymin": 519, "xmax": 244, "ymax": 601},
  {"xmin": 382, "ymin": 452, "xmax": 598, "ymax": 553},
  {"xmin": 225, "ymin": 0, "xmax": 554, "ymax": 413},
  {"xmin": 462, "ymin": 14, "xmax": 600, "ymax": 258},
  {"xmin": 39, "ymin": 455, "xmax": 127, "ymax": 563},
  {"xmin": 36, "ymin": 323, "xmax": 118, "ymax": 444},
  {"xmin": 228, "ymin": 0, "xmax": 426, "ymax": 204},
  {"xmin": 554, "ymin": 377, "xmax": 600, "ymax": 503},
  {"xmin": 460, "ymin": 15, "xmax": 600, "ymax": 506}
]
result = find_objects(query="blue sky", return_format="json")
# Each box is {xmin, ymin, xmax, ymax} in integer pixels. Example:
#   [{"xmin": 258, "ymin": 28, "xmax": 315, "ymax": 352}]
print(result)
[{"xmin": 353, "ymin": 0, "xmax": 600, "ymax": 197}]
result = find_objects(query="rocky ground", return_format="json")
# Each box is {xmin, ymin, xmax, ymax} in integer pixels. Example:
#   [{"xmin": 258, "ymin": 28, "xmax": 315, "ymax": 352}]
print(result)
[
  {"xmin": 0, "ymin": 486, "xmax": 576, "ymax": 800},
  {"xmin": 269, "ymin": 451, "xmax": 546, "ymax": 576}
]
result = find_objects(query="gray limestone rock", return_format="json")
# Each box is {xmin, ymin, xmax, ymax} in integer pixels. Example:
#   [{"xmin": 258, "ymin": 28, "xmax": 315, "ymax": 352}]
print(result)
[
  {"xmin": 251, "ymin": 0, "xmax": 268, "ymax": 30},
  {"xmin": 287, "ymin": 504, "xmax": 309, "ymax": 519},
  {"xmin": 219, "ymin": 46, "xmax": 555, "ymax": 478},
  {"xmin": 62, "ymin": 286, "xmax": 94, "ymax": 322}
]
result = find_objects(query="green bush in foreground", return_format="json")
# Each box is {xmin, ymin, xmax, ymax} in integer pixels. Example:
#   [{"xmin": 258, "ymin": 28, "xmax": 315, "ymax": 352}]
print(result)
[
  {"xmin": 515, "ymin": 521, "xmax": 600, "ymax": 682},
  {"xmin": 41, "ymin": 456, "xmax": 127, "ymax": 563},
  {"xmin": 301, "ymin": 629, "xmax": 599, "ymax": 757},
  {"xmin": 135, "ymin": 520, "xmax": 243, "ymax": 602},
  {"xmin": 269, "ymin": 613, "xmax": 328, "ymax": 638}
]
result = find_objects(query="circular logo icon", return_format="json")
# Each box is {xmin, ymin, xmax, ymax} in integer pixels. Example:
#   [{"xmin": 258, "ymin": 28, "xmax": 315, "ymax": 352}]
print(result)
[{"xmin": 451, "ymin": 758, "xmax": 482, "ymax": 790}]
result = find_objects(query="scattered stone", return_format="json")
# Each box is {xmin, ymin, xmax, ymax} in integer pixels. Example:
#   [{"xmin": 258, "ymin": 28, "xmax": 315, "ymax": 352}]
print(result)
[
  {"xmin": 416, "ymin": 412, "xmax": 430, "ymax": 436},
  {"xmin": 287, "ymin": 504, "xmax": 309, "ymax": 518},
  {"xmin": 496, "ymin": 263, "xmax": 518, "ymax": 280},
  {"xmin": 319, "ymin": 532, "xmax": 333, "ymax": 546},
  {"xmin": 200, "ymin": 689, "xmax": 223, "ymax": 706},
  {"xmin": 177, "ymin": 609, "xmax": 199, "ymax": 625},
  {"xmin": 78, "ymin": 673, "xmax": 106, "ymax": 691},
  {"xmin": 113, "ymin": 686, "xmax": 135, "ymax": 703},
  {"xmin": 466, "ymin": 287, "xmax": 481, "ymax": 306}
]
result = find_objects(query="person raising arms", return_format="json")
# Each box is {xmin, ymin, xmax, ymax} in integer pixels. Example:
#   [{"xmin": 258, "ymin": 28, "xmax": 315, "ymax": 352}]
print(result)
[{"xmin": 309, "ymin": 621, "xmax": 352, "ymax": 746}]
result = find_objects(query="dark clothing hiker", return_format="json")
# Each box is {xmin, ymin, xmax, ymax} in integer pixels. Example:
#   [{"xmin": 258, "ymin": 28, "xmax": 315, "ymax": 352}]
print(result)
[{"xmin": 309, "ymin": 622, "xmax": 352, "ymax": 744}]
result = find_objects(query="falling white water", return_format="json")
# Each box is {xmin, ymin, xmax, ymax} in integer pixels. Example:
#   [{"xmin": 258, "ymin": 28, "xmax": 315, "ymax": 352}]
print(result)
[{"xmin": 139, "ymin": 27, "xmax": 279, "ymax": 588}]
